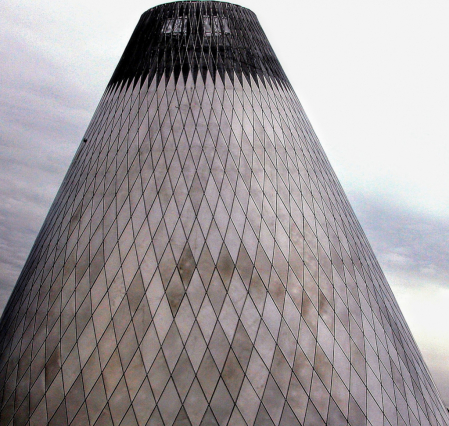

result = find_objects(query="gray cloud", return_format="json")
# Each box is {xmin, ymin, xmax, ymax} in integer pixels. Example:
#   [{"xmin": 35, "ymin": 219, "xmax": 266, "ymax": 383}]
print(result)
[
  {"xmin": 0, "ymin": 16, "xmax": 99, "ymax": 312},
  {"xmin": 349, "ymin": 191, "xmax": 449, "ymax": 285}
]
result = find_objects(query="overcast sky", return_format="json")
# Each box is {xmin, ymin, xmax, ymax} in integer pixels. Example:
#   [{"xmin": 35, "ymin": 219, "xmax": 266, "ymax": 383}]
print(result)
[{"xmin": 1, "ymin": 0, "xmax": 448, "ymax": 407}]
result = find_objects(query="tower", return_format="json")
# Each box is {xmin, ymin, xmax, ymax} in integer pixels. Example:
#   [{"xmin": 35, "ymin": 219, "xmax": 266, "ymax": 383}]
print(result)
[{"xmin": 0, "ymin": 1, "xmax": 447, "ymax": 425}]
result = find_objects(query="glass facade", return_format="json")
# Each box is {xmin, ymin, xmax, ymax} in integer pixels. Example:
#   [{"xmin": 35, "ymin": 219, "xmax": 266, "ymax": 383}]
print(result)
[{"xmin": 0, "ymin": 2, "xmax": 447, "ymax": 425}]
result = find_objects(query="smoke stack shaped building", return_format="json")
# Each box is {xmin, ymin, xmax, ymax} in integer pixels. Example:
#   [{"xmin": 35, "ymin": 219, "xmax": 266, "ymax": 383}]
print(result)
[{"xmin": 0, "ymin": 2, "xmax": 447, "ymax": 425}]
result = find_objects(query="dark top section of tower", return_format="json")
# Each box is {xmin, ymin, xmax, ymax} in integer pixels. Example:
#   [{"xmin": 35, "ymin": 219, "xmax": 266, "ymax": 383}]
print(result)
[{"xmin": 108, "ymin": 1, "xmax": 289, "ymax": 88}]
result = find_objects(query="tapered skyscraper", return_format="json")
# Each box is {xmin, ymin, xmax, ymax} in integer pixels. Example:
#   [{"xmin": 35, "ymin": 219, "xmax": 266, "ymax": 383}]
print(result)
[{"xmin": 0, "ymin": 2, "xmax": 447, "ymax": 425}]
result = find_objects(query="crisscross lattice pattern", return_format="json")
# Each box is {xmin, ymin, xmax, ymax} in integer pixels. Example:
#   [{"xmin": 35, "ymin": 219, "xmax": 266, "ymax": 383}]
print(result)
[{"xmin": 0, "ymin": 2, "xmax": 447, "ymax": 426}]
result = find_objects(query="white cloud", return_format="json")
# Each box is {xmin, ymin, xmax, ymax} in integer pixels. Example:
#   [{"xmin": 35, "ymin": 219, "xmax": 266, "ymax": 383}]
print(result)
[{"xmin": 389, "ymin": 274, "xmax": 449, "ymax": 407}]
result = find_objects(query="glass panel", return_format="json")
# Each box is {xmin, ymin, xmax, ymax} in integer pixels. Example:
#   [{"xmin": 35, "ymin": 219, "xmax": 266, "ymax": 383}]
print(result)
[
  {"xmin": 162, "ymin": 19, "xmax": 174, "ymax": 34},
  {"xmin": 173, "ymin": 17, "xmax": 187, "ymax": 34},
  {"xmin": 203, "ymin": 16, "xmax": 212, "ymax": 36},
  {"xmin": 222, "ymin": 17, "xmax": 231, "ymax": 34},
  {"xmin": 213, "ymin": 16, "xmax": 221, "ymax": 35}
]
